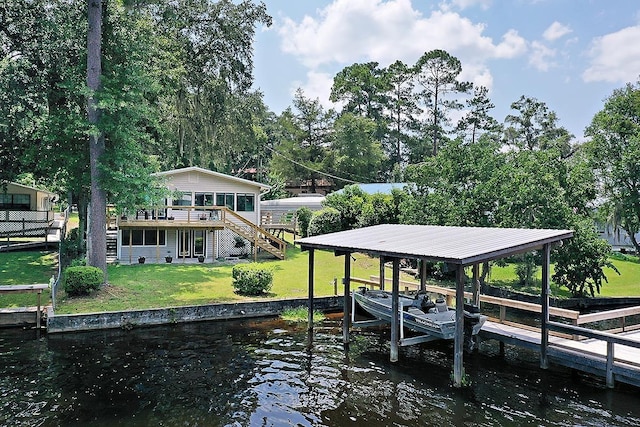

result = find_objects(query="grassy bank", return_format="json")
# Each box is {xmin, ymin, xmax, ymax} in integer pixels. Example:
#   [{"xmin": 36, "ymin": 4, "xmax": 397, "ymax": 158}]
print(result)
[
  {"xmin": 55, "ymin": 242, "xmax": 391, "ymax": 314},
  {"xmin": 2, "ymin": 244, "xmax": 640, "ymax": 314},
  {"xmin": 0, "ymin": 251, "xmax": 56, "ymax": 307}
]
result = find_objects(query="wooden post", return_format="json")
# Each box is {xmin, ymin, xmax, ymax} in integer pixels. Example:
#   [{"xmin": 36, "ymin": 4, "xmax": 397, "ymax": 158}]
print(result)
[
  {"xmin": 343, "ymin": 252, "xmax": 351, "ymax": 344},
  {"xmin": 36, "ymin": 290, "xmax": 42, "ymax": 329},
  {"xmin": 379, "ymin": 256, "xmax": 385, "ymax": 290},
  {"xmin": 307, "ymin": 249, "xmax": 315, "ymax": 332},
  {"xmin": 472, "ymin": 263, "xmax": 480, "ymax": 307},
  {"xmin": 420, "ymin": 259, "xmax": 427, "ymax": 292},
  {"xmin": 453, "ymin": 264, "xmax": 465, "ymax": 387},
  {"xmin": 540, "ymin": 243, "xmax": 551, "ymax": 369},
  {"xmin": 390, "ymin": 258, "xmax": 400, "ymax": 362}
]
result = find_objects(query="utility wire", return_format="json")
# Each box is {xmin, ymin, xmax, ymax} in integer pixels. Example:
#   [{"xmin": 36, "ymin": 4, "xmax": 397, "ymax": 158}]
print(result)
[{"xmin": 264, "ymin": 145, "xmax": 363, "ymax": 184}]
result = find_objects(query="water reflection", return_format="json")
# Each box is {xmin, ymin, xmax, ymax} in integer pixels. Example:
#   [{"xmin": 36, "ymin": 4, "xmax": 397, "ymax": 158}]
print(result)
[{"xmin": 1, "ymin": 314, "xmax": 639, "ymax": 426}]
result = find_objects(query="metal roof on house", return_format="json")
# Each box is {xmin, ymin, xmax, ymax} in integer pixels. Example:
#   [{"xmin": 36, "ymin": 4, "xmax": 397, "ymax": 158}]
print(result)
[{"xmin": 296, "ymin": 224, "xmax": 573, "ymax": 266}]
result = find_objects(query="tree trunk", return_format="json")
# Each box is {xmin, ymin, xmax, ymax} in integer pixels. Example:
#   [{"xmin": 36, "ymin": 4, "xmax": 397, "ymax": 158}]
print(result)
[{"xmin": 87, "ymin": 0, "xmax": 107, "ymax": 283}]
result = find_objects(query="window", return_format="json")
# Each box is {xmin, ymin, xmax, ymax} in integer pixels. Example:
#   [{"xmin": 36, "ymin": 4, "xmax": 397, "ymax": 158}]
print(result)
[
  {"xmin": 216, "ymin": 193, "xmax": 235, "ymax": 210},
  {"xmin": 172, "ymin": 193, "xmax": 192, "ymax": 206},
  {"xmin": 122, "ymin": 229, "xmax": 166, "ymax": 246},
  {"xmin": 236, "ymin": 194, "xmax": 255, "ymax": 212},
  {"xmin": 0, "ymin": 193, "xmax": 31, "ymax": 210},
  {"xmin": 195, "ymin": 193, "xmax": 214, "ymax": 206}
]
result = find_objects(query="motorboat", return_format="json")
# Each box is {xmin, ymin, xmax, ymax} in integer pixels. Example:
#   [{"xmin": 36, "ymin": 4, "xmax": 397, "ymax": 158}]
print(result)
[{"xmin": 352, "ymin": 287, "xmax": 487, "ymax": 343}]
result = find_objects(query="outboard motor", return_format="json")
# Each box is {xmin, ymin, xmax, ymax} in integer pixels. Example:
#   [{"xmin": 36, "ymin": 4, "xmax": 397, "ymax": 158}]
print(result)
[{"xmin": 419, "ymin": 295, "xmax": 436, "ymax": 312}]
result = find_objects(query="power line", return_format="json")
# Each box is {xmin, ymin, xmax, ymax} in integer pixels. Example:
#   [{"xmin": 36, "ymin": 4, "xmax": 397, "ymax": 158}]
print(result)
[{"xmin": 264, "ymin": 145, "xmax": 363, "ymax": 184}]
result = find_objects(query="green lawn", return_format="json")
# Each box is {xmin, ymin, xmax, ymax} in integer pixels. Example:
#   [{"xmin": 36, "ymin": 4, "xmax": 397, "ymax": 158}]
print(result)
[
  {"xmin": 0, "ymin": 251, "xmax": 57, "ymax": 307},
  {"xmin": 2, "ymin": 242, "xmax": 640, "ymax": 314},
  {"xmin": 488, "ymin": 254, "xmax": 640, "ymax": 297},
  {"xmin": 54, "ymin": 243, "xmax": 390, "ymax": 314}
]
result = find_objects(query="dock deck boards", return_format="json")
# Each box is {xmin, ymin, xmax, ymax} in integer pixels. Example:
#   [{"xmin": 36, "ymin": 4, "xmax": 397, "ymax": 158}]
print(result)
[{"xmin": 480, "ymin": 321, "xmax": 640, "ymax": 387}]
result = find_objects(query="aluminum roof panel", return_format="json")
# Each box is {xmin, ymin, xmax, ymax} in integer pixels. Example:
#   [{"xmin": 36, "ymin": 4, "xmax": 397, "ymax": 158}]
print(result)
[{"xmin": 296, "ymin": 224, "xmax": 573, "ymax": 265}]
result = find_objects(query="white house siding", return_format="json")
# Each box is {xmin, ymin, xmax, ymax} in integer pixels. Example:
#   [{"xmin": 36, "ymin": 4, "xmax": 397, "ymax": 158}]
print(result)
[
  {"xmin": 163, "ymin": 170, "xmax": 262, "ymax": 225},
  {"xmin": 116, "ymin": 167, "xmax": 269, "ymax": 263}
]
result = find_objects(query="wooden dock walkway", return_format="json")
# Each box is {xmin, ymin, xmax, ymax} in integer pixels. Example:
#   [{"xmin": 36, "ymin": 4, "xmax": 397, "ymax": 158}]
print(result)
[
  {"xmin": 480, "ymin": 321, "xmax": 640, "ymax": 388},
  {"xmin": 350, "ymin": 275, "xmax": 640, "ymax": 389}
]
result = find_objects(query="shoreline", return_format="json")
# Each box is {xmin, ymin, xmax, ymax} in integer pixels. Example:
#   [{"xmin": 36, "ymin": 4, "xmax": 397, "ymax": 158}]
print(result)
[{"xmin": 45, "ymin": 296, "xmax": 344, "ymax": 333}]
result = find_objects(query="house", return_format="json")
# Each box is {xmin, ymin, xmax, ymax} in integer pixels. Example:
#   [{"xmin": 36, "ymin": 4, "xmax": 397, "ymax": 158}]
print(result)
[
  {"xmin": 115, "ymin": 167, "xmax": 286, "ymax": 264},
  {"xmin": 0, "ymin": 182, "xmax": 57, "ymax": 239}
]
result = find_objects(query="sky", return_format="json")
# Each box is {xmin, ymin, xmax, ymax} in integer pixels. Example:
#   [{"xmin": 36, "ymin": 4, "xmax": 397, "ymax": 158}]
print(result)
[{"xmin": 251, "ymin": 0, "xmax": 640, "ymax": 140}]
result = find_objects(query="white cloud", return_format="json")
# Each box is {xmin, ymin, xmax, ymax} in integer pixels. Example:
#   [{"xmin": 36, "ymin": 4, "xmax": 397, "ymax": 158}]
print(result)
[
  {"xmin": 446, "ymin": 0, "xmax": 492, "ymax": 11},
  {"xmin": 543, "ymin": 21, "xmax": 572, "ymax": 41},
  {"xmin": 529, "ymin": 41, "xmax": 556, "ymax": 71},
  {"xmin": 583, "ymin": 26, "xmax": 640, "ymax": 83},
  {"xmin": 293, "ymin": 71, "xmax": 342, "ymax": 111},
  {"xmin": 278, "ymin": 0, "xmax": 527, "ymax": 70},
  {"xmin": 276, "ymin": 0, "xmax": 532, "ymax": 110}
]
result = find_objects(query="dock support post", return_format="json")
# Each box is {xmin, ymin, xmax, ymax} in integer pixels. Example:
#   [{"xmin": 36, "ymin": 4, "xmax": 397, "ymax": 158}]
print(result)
[
  {"xmin": 606, "ymin": 342, "xmax": 615, "ymax": 388},
  {"xmin": 307, "ymin": 249, "xmax": 315, "ymax": 333},
  {"xmin": 342, "ymin": 252, "xmax": 351, "ymax": 345},
  {"xmin": 540, "ymin": 243, "xmax": 551, "ymax": 369},
  {"xmin": 390, "ymin": 258, "xmax": 400, "ymax": 362},
  {"xmin": 472, "ymin": 263, "xmax": 480, "ymax": 307},
  {"xmin": 420, "ymin": 259, "xmax": 427, "ymax": 292},
  {"xmin": 453, "ymin": 264, "xmax": 465, "ymax": 387}
]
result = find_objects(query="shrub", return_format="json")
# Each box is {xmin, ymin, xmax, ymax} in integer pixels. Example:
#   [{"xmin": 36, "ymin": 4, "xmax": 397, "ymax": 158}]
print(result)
[
  {"xmin": 64, "ymin": 266, "xmax": 103, "ymax": 296},
  {"xmin": 295, "ymin": 206, "xmax": 313, "ymax": 237},
  {"xmin": 69, "ymin": 258, "xmax": 87, "ymax": 267},
  {"xmin": 307, "ymin": 207, "xmax": 342, "ymax": 236},
  {"xmin": 232, "ymin": 263, "xmax": 273, "ymax": 296},
  {"xmin": 60, "ymin": 228, "xmax": 84, "ymax": 262}
]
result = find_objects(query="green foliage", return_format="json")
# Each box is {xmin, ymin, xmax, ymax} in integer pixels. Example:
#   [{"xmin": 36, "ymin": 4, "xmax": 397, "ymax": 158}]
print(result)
[
  {"xmin": 553, "ymin": 218, "xmax": 619, "ymax": 297},
  {"xmin": 60, "ymin": 228, "xmax": 85, "ymax": 263},
  {"xmin": 330, "ymin": 113, "xmax": 385, "ymax": 182},
  {"xmin": 261, "ymin": 172, "xmax": 289, "ymax": 201},
  {"xmin": 307, "ymin": 207, "xmax": 342, "ymax": 236},
  {"xmin": 585, "ymin": 79, "xmax": 640, "ymax": 253},
  {"xmin": 232, "ymin": 263, "xmax": 273, "ymax": 296},
  {"xmin": 63, "ymin": 266, "xmax": 103, "ymax": 296},
  {"xmin": 324, "ymin": 185, "xmax": 367, "ymax": 230},
  {"xmin": 280, "ymin": 307, "xmax": 325, "ymax": 323},
  {"xmin": 515, "ymin": 253, "xmax": 539, "ymax": 288},
  {"xmin": 401, "ymin": 138, "xmax": 503, "ymax": 227},
  {"xmin": 295, "ymin": 206, "xmax": 313, "ymax": 238}
]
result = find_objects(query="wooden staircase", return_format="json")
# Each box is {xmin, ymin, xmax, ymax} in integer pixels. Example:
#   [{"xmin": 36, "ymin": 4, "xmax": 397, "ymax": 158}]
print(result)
[{"xmin": 222, "ymin": 210, "xmax": 286, "ymax": 260}]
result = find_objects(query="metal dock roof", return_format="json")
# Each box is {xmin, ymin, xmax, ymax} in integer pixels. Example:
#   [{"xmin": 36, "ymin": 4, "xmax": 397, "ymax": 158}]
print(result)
[{"xmin": 296, "ymin": 224, "xmax": 573, "ymax": 265}]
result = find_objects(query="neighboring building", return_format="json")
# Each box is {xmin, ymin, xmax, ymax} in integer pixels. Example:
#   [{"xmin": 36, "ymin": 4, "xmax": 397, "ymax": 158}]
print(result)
[
  {"xmin": 0, "ymin": 182, "xmax": 57, "ymax": 238},
  {"xmin": 260, "ymin": 194, "xmax": 325, "ymax": 221},
  {"xmin": 260, "ymin": 194, "xmax": 325, "ymax": 237},
  {"xmin": 115, "ymin": 167, "xmax": 285, "ymax": 264},
  {"xmin": 597, "ymin": 222, "xmax": 640, "ymax": 253},
  {"xmin": 285, "ymin": 178, "xmax": 333, "ymax": 196}
]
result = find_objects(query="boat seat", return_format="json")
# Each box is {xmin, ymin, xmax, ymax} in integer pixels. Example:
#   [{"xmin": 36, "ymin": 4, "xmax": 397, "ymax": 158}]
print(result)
[{"xmin": 435, "ymin": 298, "xmax": 448, "ymax": 313}]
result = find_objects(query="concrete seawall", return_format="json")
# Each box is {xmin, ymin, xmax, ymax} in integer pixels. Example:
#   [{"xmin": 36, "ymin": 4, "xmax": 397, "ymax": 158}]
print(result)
[{"xmin": 46, "ymin": 296, "xmax": 344, "ymax": 333}]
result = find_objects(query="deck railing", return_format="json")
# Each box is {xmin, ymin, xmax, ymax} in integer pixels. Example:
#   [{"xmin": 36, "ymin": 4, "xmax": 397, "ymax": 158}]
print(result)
[{"xmin": 0, "ymin": 210, "xmax": 55, "ymax": 237}]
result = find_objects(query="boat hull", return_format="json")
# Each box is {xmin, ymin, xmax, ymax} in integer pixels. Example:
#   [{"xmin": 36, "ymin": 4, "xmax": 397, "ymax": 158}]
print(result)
[{"xmin": 353, "ymin": 289, "xmax": 485, "ymax": 341}]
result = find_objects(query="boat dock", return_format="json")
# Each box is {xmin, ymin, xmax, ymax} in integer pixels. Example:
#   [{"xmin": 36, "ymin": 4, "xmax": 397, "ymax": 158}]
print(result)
[{"xmin": 352, "ymin": 275, "xmax": 640, "ymax": 389}]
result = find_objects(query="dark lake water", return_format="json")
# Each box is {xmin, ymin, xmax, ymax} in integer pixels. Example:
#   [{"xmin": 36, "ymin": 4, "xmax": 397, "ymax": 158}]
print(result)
[{"xmin": 1, "ymin": 314, "xmax": 639, "ymax": 426}]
